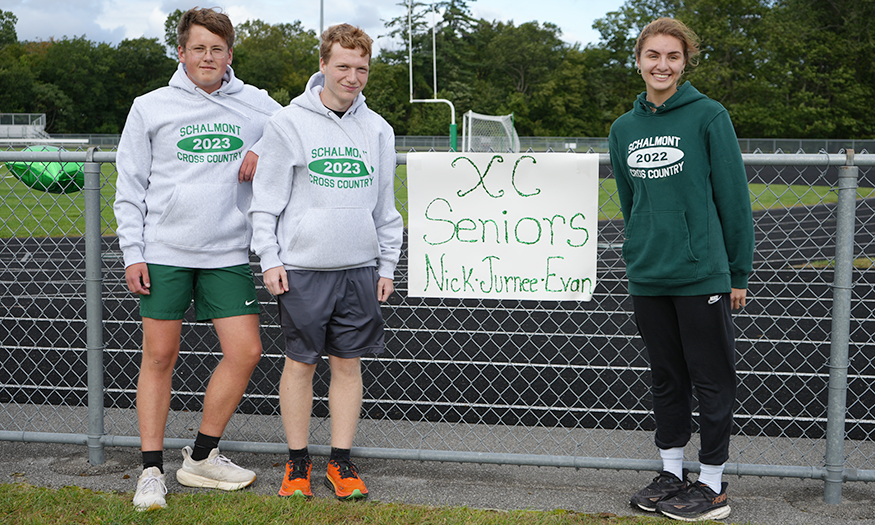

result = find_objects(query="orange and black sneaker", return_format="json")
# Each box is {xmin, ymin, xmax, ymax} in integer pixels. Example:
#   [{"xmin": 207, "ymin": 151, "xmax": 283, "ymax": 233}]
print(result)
[
  {"xmin": 278, "ymin": 456, "xmax": 312, "ymax": 498},
  {"xmin": 324, "ymin": 458, "xmax": 368, "ymax": 500}
]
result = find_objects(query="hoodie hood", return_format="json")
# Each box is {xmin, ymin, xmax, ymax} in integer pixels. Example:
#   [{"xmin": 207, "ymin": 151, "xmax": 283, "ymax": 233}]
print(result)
[
  {"xmin": 292, "ymin": 72, "xmax": 368, "ymax": 117},
  {"xmin": 168, "ymin": 63, "xmax": 273, "ymax": 119},
  {"xmin": 633, "ymin": 81, "xmax": 708, "ymax": 116},
  {"xmin": 169, "ymin": 62, "xmax": 244, "ymax": 95}
]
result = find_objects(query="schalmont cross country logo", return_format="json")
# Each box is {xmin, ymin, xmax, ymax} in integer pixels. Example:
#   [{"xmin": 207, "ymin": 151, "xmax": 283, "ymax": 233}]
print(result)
[
  {"xmin": 308, "ymin": 146, "xmax": 375, "ymax": 190},
  {"xmin": 625, "ymin": 135, "xmax": 685, "ymax": 180},
  {"xmin": 176, "ymin": 122, "xmax": 245, "ymax": 164}
]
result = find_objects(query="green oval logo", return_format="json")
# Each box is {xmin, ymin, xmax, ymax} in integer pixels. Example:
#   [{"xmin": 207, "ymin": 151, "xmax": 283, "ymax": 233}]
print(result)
[
  {"xmin": 177, "ymin": 134, "xmax": 244, "ymax": 153},
  {"xmin": 308, "ymin": 158, "xmax": 371, "ymax": 178}
]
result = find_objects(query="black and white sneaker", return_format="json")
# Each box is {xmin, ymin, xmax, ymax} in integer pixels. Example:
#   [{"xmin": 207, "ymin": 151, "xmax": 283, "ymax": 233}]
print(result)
[
  {"xmin": 657, "ymin": 481, "xmax": 731, "ymax": 522},
  {"xmin": 630, "ymin": 469, "xmax": 689, "ymax": 512}
]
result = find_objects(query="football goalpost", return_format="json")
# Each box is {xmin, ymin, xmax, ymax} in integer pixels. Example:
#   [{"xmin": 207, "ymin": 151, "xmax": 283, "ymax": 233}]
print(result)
[
  {"xmin": 461, "ymin": 111, "xmax": 521, "ymax": 153},
  {"xmin": 408, "ymin": 1, "xmax": 457, "ymax": 150}
]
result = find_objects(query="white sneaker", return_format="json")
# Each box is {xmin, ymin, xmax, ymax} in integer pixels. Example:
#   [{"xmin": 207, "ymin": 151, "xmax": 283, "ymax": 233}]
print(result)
[
  {"xmin": 176, "ymin": 446, "xmax": 256, "ymax": 491},
  {"xmin": 133, "ymin": 467, "xmax": 167, "ymax": 511}
]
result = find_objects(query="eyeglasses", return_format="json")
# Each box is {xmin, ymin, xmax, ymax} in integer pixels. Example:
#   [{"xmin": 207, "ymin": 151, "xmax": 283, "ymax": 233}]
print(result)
[{"xmin": 186, "ymin": 46, "xmax": 228, "ymax": 59}]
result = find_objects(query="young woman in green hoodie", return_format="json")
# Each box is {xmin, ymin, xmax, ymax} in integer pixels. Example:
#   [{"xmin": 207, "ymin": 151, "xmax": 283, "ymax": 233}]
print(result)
[{"xmin": 608, "ymin": 17, "xmax": 754, "ymax": 522}]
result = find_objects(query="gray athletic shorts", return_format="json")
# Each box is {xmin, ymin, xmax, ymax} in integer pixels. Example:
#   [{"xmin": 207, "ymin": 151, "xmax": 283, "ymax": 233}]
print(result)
[{"xmin": 277, "ymin": 267, "xmax": 385, "ymax": 364}]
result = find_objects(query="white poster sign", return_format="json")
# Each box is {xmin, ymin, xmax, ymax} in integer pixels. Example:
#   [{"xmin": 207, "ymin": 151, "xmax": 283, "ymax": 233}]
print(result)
[{"xmin": 407, "ymin": 152, "xmax": 599, "ymax": 301}]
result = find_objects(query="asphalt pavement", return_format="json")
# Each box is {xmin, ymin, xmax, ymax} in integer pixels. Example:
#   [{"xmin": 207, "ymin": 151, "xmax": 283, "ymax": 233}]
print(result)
[{"xmin": 2, "ymin": 440, "xmax": 874, "ymax": 524}]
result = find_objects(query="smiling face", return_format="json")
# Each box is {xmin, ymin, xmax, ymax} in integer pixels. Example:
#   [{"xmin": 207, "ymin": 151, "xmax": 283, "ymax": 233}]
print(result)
[
  {"xmin": 319, "ymin": 42, "xmax": 369, "ymax": 112},
  {"xmin": 637, "ymin": 33, "xmax": 686, "ymax": 107},
  {"xmin": 178, "ymin": 24, "xmax": 232, "ymax": 94}
]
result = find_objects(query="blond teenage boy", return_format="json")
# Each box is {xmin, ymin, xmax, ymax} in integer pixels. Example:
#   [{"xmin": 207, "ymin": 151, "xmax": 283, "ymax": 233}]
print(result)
[{"xmin": 249, "ymin": 24, "xmax": 402, "ymax": 500}]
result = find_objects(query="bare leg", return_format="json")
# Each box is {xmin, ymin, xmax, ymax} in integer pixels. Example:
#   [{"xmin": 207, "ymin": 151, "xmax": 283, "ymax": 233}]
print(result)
[
  {"xmin": 199, "ymin": 314, "xmax": 262, "ymax": 438},
  {"xmin": 137, "ymin": 318, "xmax": 183, "ymax": 451},
  {"xmin": 327, "ymin": 355, "xmax": 362, "ymax": 449},
  {"xmin": 280, "ymin": 357, "xmax": 317, "ymax": 449}
]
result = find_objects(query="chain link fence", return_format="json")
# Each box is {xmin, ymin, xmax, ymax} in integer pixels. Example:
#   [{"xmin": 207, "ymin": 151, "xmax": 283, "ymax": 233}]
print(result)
[
  {"xmin": 392, "ymin": 136, "xmax": 875, "ymax": 154},
  {"xmin": 1, "ymin": 145, "xmax": 874, "ymax": 500},
  {"xmin": 19, "ymin": 135, "xmax": 874, "ymax": 154}
]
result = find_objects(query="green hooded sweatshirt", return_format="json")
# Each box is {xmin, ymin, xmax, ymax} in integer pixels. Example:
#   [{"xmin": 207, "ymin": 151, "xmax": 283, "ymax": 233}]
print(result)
[{"xmin": 608, "ymin": 82, "xmax": 754, "ymax": 296}]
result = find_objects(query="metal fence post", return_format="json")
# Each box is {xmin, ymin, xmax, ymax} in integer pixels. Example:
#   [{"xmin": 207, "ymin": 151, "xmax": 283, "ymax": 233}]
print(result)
[
  {"xmin": 84, "ymin": 147, "xmax": 105, "ymax": 465},
  {"xmin": 6, "ymin": 149, "xmax": 875, "ymax": 483},
  {"xmin": 823, "ymin": 149, "xmax": 857, "ymax": 504}
]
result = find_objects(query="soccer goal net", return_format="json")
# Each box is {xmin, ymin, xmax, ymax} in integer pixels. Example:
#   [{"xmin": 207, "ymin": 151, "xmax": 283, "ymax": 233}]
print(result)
[{"xmin": 461, "ymin": 111, "xmax": 521, "ymax": 153}]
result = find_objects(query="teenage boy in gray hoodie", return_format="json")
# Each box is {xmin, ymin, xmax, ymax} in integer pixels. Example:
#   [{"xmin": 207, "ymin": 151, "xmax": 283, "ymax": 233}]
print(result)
[
  {"xmin": 114, "ymin": 7, "xmax": 281, "ymax": 511},
  {"xmin": 249, "ymin": 24, "xmax": 403, "ymax": 501}
]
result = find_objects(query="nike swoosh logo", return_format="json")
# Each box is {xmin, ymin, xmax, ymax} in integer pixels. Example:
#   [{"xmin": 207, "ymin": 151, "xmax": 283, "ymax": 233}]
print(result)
[
  {"xmin": 245, "ymin": 299, "xmax": 257, "ymax": 306},
  {"xmin": 708, "ymin": 295, "xmax": 720, "ymax": 305}
]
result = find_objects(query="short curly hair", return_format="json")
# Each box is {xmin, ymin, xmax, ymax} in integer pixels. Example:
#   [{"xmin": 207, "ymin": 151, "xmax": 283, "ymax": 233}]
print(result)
[
  {"xmin": 177, "ymin": 7, "xmax": 235, "ymax": 50},
  {"xmin": 320, "ymin": 23, "xmax": 373, "ymax": 64}
]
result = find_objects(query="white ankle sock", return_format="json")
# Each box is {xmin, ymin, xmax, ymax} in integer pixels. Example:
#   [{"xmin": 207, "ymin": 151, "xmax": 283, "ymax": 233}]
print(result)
[
  {"xmin": 698, "ymin": 463, "xmax": 725, "ymax": 494},
  {"xmin": 660, "ymin": 447, "xmax": 685, "ymax": 480}
]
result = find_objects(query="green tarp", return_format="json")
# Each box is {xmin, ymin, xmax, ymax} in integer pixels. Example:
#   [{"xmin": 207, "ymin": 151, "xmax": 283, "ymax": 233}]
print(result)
[{"xmin": 5, "ymin": 145, "xmax": 85, "ymax": 194}]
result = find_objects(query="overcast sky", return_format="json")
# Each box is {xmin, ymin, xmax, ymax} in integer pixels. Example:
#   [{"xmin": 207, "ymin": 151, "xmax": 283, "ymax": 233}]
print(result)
[{"xmin": 7, "ymin": 0, "xmax": 626, "ymax": 55}]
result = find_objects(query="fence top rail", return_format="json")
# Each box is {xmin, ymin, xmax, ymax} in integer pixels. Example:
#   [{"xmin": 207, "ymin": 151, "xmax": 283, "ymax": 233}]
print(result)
[
  {"xmin": 396, "ymin": 152, "xmax": 873, "ymax": 167},
  {"xmin": 0, "ymin": 151, "xmax": 116, "ymax": 163},
  {"xmin": 0, "ymin": 139, "xmax": 89, "ymax": 144},
  {"xmin": 1, "ymin": 150, "xmax": 873, "ymax": 167}
]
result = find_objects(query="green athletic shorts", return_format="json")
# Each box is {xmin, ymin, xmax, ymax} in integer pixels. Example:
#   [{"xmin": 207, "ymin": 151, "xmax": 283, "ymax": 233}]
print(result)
[{"xmin": 139, "ymin": 263, "xmax": 260, "ymax": 322}]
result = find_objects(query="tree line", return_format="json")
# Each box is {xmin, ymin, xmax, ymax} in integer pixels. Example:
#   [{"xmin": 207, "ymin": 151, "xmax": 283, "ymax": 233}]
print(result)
[{"xmin": 1, "ymin": 0, "xmax": 872, "ymax": 138}]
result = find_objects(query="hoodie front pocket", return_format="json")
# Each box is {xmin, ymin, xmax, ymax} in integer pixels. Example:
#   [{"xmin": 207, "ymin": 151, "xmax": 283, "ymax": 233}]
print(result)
[
  {"xmin": 152, "ymin": 183, "xmax": 248, "ymax": 249},
  {"xmin": 286, "ymin": 207, "xmax": 379, "ymax": 269},
  {"xmin": 622, "ymin": 211, "xmax": 699, "ymax": 281}
]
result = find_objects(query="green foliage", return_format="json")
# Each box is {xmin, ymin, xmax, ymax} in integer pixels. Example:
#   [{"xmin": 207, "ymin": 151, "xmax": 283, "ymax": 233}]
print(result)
[
  {"xmin": 32, "ymin": 37, "xmax": 117, "ymax": 133},
  {"xmin": 232, "ymin": 19, "xmax": 319, "ymax": 100},
  {"xmin": 113, "ymin": 37, "xmax": 177, "ymax": 130},
  {"xmin": 0, "ymin": 43, "xmax": 36, "ymax": 112},
  {"xmin": 270, "ymin": 88, "xmax": 291, "ymax": 106},
  {"xmin": 362, "ymin": 61, "xmax": 412, "ymax": 132},
  {"xmin": 163, "ymin": 8, "xmax": 184, "ymax": 53},
  {"xmin": 377, "ymin": 3, "xmax": 604, "ymax": 136},
  {"xmin": 482, "ymin": 21, "xmax": 566, "ymax": 99},
  {"xmin": 0, "ymin": 10, "xmax": 16, "ymax": 47},
  {"xmin": 586, "ymin": 0, "xmax": 875, "ymax": 139},
  {"xmin": 0, "ymin": 11, "xmax": 320, "ymax": 133},
  {"xmin": 727, "ymin": 0, "xmax": 875, "ymax": 138},
  {"xmin": 0, "ymin": 2, "xmax": 873, "ymax": 138}
]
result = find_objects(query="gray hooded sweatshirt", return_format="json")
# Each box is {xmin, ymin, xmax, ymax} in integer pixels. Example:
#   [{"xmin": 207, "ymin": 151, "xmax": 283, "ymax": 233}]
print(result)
[
  {"xmin": 114, "ymin": 63, "xmax": 281, "ymax": 269},
  {"xmin": 249, "ymin": 72, "xmax": 403, "ymax": 280}
]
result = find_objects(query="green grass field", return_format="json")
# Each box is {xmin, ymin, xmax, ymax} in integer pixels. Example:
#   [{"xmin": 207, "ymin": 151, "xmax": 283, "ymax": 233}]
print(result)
[
  {"xmin": 0, "ymin": 482, "xmax": 722, "ymax": 525},
  {"xmin": 0, "ymin": 162, "xmax": 118, "ymax": 238},
  {"xmin": 2, "ymin": 161, "xmax": 871, "ymax": 237}
]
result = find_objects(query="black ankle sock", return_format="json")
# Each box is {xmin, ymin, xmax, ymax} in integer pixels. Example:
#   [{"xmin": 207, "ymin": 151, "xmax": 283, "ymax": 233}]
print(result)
[
  {"xmin": 330, "ymin": 447, "xmax": 351, "ymax": 462},
  {"xmin": 289, "ymin": 447, "xmax": 309, "ymax": 462},
  {"xmin": 142, "ymin": 450, "xmax": 164, "ymax": 473},
  {"xmin": 191, "ymin": 432, "xmax": 221, "ymax": 461}
]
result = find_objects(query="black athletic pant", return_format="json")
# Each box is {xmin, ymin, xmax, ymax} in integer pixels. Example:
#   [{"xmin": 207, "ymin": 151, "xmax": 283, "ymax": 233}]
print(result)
[{"xmin": 632, "ymin": 294, "xmax": 737, "ymax": 465}]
